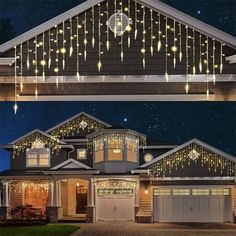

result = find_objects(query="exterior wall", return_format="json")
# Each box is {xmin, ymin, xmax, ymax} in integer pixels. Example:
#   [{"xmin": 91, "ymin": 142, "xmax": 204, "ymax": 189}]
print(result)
[
  {"xmin": 9, "ymin": 185, "xmax": 23, "ymax": 208},
  {"xmin": 61, "ymin": 181, "xmax": 68, "ymax": 215}
]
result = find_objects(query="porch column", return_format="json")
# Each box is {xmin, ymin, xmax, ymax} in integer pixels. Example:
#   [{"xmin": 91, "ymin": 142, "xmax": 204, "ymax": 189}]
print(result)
[
  {"xmin": 86, "ymin": 178, "xmax": 95, "ymax": 223},
  {"xmin": 2, "ymin": 181, "xmax": 9, "ymax": 207},
  {"xmin": 54, "ymin": 180, "xmax": 61, "ymax": 207},
  {"xmin": 48, "ymin": 182, "xmax": 54, "ymax": 206}
]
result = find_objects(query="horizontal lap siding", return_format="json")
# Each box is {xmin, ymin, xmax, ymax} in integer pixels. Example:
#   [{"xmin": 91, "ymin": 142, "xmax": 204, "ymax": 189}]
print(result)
[{"xmin": 9, "ymin": 183, "xmax": 23, "ymax": 207}]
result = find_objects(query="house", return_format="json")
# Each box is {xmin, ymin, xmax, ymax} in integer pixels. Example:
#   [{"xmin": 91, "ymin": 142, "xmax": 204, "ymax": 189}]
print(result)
[
  {"xmin": 0, "ymin": 0, "xmax": 236, "ymax": 103},
  {"xmin": 0, "ymin": 112, "xmax": 235, "ymax": 223}
]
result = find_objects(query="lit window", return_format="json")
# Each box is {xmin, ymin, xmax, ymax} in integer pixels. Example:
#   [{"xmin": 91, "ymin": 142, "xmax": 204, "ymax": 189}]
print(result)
[
  {"xmin": 127, "ymin": 138, "xmax": 138, "ymax": 162},
  {"xmin": 154, "ymin": 189, "xmax": 171, "ymax": 196},
  {"xmin": 173, "ymin": 189, "xmax": 190, "ymax": 195},
  {"xmin": 212, "ymin": 188, "xmax": 230, "ymax": 196},
  {"xmin": 77, "ymin": 149, "xmax": 87, "ymax": 159},
  {"xmin": 94, "ymin": 138, "xmax": 104, "ymax": 163},
  {"xmin": 26, "ymin": 141, "xmax": 50, "ymax": 167},
  {"xmin": 107, "ymin": 136, "xmax": 123, "ymax": 161},
  {"xmin": 192, "ymin": 189, "xmax": 209, "ymax": 195}
]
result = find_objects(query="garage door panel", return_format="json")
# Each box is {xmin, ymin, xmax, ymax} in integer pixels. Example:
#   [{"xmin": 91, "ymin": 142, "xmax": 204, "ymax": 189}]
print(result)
[{"xmin": 153, "ymin": 187, "xmax": 233, "ymax": 223}]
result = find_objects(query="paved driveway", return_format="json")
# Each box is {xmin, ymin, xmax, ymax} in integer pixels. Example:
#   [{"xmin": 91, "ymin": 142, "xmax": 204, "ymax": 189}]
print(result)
[{"xmin": 71, "ymin": 221, "xmax": 236, "ymax": 236}]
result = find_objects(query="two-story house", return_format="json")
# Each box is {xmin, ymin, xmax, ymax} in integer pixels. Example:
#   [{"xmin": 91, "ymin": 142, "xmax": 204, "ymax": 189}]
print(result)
[{"xmin": 0, "ymin": 112, "xmax": 235, "ymax": 223}]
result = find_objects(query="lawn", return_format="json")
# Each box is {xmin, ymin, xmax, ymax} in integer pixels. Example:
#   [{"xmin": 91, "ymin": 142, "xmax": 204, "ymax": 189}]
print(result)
[{"xmin": 0, "ymin": 225, "xmax": 79, "ymax": 236}]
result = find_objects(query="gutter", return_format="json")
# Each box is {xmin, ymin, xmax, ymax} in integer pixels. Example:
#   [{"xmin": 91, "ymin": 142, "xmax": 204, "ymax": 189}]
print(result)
[{"xmin": 131, "ymin": 169, "xmax": 150, "ymax": 174}]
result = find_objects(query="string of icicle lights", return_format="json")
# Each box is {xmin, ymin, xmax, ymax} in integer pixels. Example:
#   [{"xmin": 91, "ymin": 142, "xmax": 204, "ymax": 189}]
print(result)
[{"xmin": 13, "ymin": 0, "xmax": 226, "ymax": 113}]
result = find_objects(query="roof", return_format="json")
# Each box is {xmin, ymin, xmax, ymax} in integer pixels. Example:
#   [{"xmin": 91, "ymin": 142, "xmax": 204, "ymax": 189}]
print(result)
[
  {"xmin": 51, "ymin": 158, "xmax": 92, "ymax": 170},
  {"xmin": 140, "ymin": 138, "xmax": 236, "ymax": 168},
  {"xmin": 46, "ymin": 111, "xmax": 110, "ymax": 133},
  {"xmin": 9, "ymin": 129, "xmax": 66, "ymax": 145},
  {"xmin": 0, "ymin": 0, "xmax": 235, "ymax": 53}
]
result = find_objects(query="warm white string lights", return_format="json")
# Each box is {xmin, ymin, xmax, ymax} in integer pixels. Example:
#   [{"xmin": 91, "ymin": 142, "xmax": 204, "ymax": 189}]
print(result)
[
  {"xmin": 84, "ymin": 12, "xmax": 87, "ymax": 61},
  {"xmin": 127, "ymin": 0, "xmax": 131, "ymax": 47},
  {"xmin": 34, "ymin": 36, "xmax": 38, "ymax": 100},
  {"xmin": 120, "ymin": 1, "xmax": 124, "ymax": 62},
  {"xmin": 213, "ymin": 39, "xmax": 216, "ymax": 84},
  {"xmin": 206, "ymin": 36, "xmax": 209, "ymax": 100},
  {"xmin": 134, "ymin": 1, "xmax": 138, "ymax": 40},
  {"xmin": 185, "ymin": 26, "xmax": 189, "ymax": 94},
  {"xmin": 41, "ymin": 32, "xmax": 46, "ymax": 82},
  {"xmin": 165, "ymin": 16, "xmax": 168, "ymax": 81},
  {"xmin": 13, "ymin": 46, "xmax": 18, "ymax": 114},
  {"xmin": 62, "ymin": 21, "xmax": 65, "ymax": 70},
  {"xmin": 97, "ymin": 3, "xmax": 102, "ymax": 72},
  {"xmin": 27, "ymin": 41, "xmax": 30, "ymax": 69},
  {"xmin": 106, "ymin": 2, "xmax": 110, "ymax": 50},
  {"xmin": 142, "ymin": 6, "xmax": 146, "ymax": 69},
  {"xmin": 157, "ymin": 13, "xmax": 161, "ymax": 52},
  {"xmin": 179, "ymin": 23, "xmax": 182, "ymax": 62},
  {"xmin": 150, "ymin": 9, "xmax": 154, "ymax": 56},
  {"xmin": 192, "ymin": 30, "xmax": 196, "ymax": 75},
  {"xmin": 199, "ymin": 34, "xmax": 202, "ymax": 73},
  {"xmin": 54, "ymin": 26, "xmax": 59, "ymax": 88},
  {"xmin": 20, "ymin": 43, "xmax": 23, "ymax": 92},
  {"xmin": 76, "ymin": 15, "xmax": 80, "ymax": 81},
  {"xmin": 69, "ymin": 18, "xmax": 73, "ymax": 57},
  {"xmin": 172, "ymin": 20, "xmax": 176, "ymax": 68},
  {"xmin": 220, "ymin": 42, "xmax": 223, "ymax": 73},
  {"xmin": 48, "ymin": 29, "xmax": 51, "ymax": 69}
]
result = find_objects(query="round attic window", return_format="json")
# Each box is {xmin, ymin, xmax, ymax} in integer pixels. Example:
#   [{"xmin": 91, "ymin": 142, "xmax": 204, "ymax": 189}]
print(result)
[
  {"xmin": 144, "ymin": 153, "xmax": 153, "ymax": 163},
  {"xmin": 108, "ymin": 10, "xmax": 132, "ymax": 36}
]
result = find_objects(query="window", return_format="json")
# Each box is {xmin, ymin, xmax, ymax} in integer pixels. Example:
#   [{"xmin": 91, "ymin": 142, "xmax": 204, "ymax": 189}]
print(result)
[
  {"xmin": 212, "ymin": 188, "xmax": 230, "ymax": 196},
  {"xmin": 153, "ymin": 189, "xmax": 171, "ymax": 196},
  {"xmin": 173, "ymin": 189, "xmax": 190, "ymax": 195},
  {"xmin": 26, "ymin": 142, "xmax": 50, "ymax": 167},
  {"xmin": 107, "ymin": 136, "xmax": 123, "ymax": 161},
  {"xmin": 127, "ymin": 138, "xmax": 138, "ymax": 162},
  {"xmin": 77, "ymin": 149, "xmax": 87, "ymax": 160},
  {"xmin": 192, "ymin": 189, "xmax": 210, "ymax": 195},
  {"xmin": 94, "ymin": 138, "xmax": 104, "ymax": 163}
]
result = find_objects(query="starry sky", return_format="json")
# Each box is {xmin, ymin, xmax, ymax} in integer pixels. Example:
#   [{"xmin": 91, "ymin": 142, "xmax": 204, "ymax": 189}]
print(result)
[{"xmin": 0, "ymin": 0, "xmax": 236, "ymax": 171}]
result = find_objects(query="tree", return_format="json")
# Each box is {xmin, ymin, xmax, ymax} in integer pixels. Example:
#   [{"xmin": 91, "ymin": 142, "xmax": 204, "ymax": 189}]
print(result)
[{"xmin": 0, "ymin": 18, "xmax": 15, "ymax": 44}]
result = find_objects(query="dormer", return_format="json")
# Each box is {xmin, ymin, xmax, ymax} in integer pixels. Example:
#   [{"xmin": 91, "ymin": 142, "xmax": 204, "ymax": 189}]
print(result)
[{"xmin": 87, "ymin": 126, "xmax": 146, "ymax": 173}]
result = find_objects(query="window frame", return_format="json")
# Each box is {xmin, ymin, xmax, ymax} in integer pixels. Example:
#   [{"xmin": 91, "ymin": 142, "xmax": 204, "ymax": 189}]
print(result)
[
  {"xmin": 77, "ymin": 149, "xmax": 87, "ymax": 160},
  {"xmin": 26, "ymin": 149, "xmax": 51, "ymax": 167}
]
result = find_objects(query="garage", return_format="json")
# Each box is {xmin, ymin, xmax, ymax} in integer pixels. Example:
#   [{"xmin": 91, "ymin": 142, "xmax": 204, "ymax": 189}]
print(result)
[
  {"xmin": 153, "ymin": 186, "xmax": 233, "ymax": 222},
  {"xmin": 96, "ymin": 189, "xmax": 135, "ymax": 221}
]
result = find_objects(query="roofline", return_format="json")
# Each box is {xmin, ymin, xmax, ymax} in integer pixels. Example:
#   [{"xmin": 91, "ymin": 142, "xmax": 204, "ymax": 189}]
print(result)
[
  {"xmin": 0, "ymin": 0, "xmax": 104, "ymax": 53},
  {"xmin": 141, "ymin": 145, "xmax": 177, "ymax": 149},
  {"xmin": 140, "ymin": 138, "xmax": 236, "ymax": 168},
  {"xmin": 9, "ymin": 129, "xmax": 66, "ymax": 145},
  {"xmin": 51, "ymin": 158, "xmax": 92, "ymax": 170},
  {"xmin": 0, "ymin": 0, "xmax": 235, "ymax": 53},
  {"xmin": 46, "ymin": 111, "xmax": 110, "ymax": 133},
  {"xmin": 0, "ymin": 57, "xmax": 15, "ymax": 65},
  {"xmin": 86, "ymin": 128, "xmax": 146, "ymax": 139},
  {"xmin": 138, "ymin": 0, "xmax": 236, "ymax": 49},
  {"xmin": 226, "ymin": 54, "xmax": 236, "ymax": 64}
]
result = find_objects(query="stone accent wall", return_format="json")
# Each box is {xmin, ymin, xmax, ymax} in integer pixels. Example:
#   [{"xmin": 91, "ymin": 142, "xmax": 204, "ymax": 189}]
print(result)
[
  {"xmin": 86, "ymin": 206, "xmax": 95, "ymax": 223},
  {"xmin": 46, "ymin": 206, "xmax": 62, "ymax": 223},
  {"xmin": 0, "ymin": 207, "xmax": 9, "ymax": 220},
  {"xmin": 136, "ymin": 215, "xmax": 152, "ymax": 223}
]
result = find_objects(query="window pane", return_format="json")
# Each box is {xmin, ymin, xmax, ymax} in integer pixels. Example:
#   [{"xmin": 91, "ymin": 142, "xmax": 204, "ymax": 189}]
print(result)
[
  {"xmin": 77, "ymin": 149, "xmax": 86, "ymax": 159},
  {"xmin": 108, "ymin": 150, "xmax": 122, "ymax": 161},
  {"xmin": 39, "ymin": 154, "xmax": 49, "ymax": 166},
  {"xmin": 28, "ymin": 158, "xmax": 38, "ymax": 166},
  {"xmin": 95, "ymin": 139, "xmax": 104, "ymax": 151},
  {"xmin": 127, "ymin": 150, "xmax": 137, "ymax": 162},
  {"xmin": 212, "ymin": 188, "xmax": 230, "ymax": 196},
  {"xmin": 154, "ymin": 189, "xmax": 171, "ymax": 196},
  {"xmin": 173, "ymin": 189, "xmax": 190, "ymax": 195},
  {"xmin": 192, "ymin": 189, "xmax": 209, "ymax": 195},
  {"xmin": 95, "ymin": 150, "xmax": 104, "ymax": 163},
  {"xmin": 27, "ymin": 153, "xmax": 38, "ymax": 166}
]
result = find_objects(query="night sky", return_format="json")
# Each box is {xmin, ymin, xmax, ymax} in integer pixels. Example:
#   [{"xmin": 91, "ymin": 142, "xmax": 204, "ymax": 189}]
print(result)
[{"xmin": 0, "ymin": 0, "xmax": 236, "ymax": 171}]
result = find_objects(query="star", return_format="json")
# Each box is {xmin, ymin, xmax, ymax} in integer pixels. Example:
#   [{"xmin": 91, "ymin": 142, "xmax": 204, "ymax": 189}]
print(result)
[
  {"xmin": 197, "ymin": 10, "xmax": 201, "ymax": 14},
  {"xmin": 123, "ymin": 118, "xmax": 128, "ymax": 122}
]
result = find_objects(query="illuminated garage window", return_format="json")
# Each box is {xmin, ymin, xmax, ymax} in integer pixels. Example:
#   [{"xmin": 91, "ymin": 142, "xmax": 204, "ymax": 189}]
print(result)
[
  {"xmin": 153, "ymin": 189, "xmax": 171, "ymax": 196},
  {"xmin": 173, "ymin": 189, "xmax": 190, "ymax": 195},
  {"xmin": 192, "ymin": 189, "xmax": 210, "ymax": 195},
  {"xmin": 212, "ymin": 188, "xmax": 230, "ymax": 196}
]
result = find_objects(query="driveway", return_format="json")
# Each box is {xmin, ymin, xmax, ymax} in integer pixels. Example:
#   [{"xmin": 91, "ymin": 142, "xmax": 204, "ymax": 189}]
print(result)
[{"xmin": 71, "ymin": 221, "xmax": 236, "ymax": 236}]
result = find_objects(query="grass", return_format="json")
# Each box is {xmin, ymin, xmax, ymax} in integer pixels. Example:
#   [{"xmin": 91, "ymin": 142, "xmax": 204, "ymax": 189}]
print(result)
[{"xmin": 0, "ymin": 224, "xmax": 79, "ymax": 236}]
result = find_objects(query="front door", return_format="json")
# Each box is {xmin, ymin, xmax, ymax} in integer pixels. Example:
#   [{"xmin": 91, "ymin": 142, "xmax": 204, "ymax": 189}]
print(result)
[{"xmin": 76, "ymin": 186, "xmax": 87, "ymax": 214}]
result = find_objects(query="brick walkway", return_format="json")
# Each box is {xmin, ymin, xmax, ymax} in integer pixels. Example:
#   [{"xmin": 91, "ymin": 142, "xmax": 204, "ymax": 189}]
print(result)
[{"xmin": 70, "ymin": 221, "xmax": 236, "ymax": 236}]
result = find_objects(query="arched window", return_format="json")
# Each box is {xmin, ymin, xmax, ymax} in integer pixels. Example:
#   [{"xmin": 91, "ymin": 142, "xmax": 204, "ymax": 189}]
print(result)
[{"xmin": 26, "ymin": 140, "xmax": 50, "ymax": 167}]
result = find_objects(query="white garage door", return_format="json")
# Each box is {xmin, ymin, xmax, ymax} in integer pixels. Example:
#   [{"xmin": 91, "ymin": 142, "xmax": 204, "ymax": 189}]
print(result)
[
  {"xmin": 96, "ymin": 189, "xmax": 134, "ymax": 221},
  {"xmin": 153, "ymin": 187, "xmax": 233, "ymax": 222}
]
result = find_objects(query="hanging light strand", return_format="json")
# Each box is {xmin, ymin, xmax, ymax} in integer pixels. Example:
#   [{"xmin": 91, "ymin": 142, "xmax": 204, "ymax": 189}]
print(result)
[
  {"xmin": 76, "ymin": 15, "xmax": 80, "ymax": 81},
  {"xmin": 213, "ymin": 39, "xmax": 216, "ymax": 84},
  {"xmin": 165, "ymin": 17, "xmax": 168, "ymax": 81},
  {"xmin": 27, "ymin": 41, "xmax": 30, "ymax": 69},
  {"xmin": 62, "ymin": 21, "xmax": 65, "ymax": 70},
  {"xmin": 157, "ymin": 13, "xmax": 161, "ymax": 52},
  {"xmin": 84, "ymin": 12, "xmax": 87, "ymax": 61},
  {"xmin": 114, "ymin": 0, "xmax": 117, "ymax": 38},
  {"xmin": 92, "ymin": 6, "xmax": 95, "ymax": 48},
  {"xmin": 56, "ymin": 26, "xmax": 59, "ymax": 87},
  {"xmin": 179, "ymin": 23, "xmax": 182, "ymax": 62},
  {"xmin": 185, "ymin": 26, "xmax": 189, "ymax": 94},
  {"xmin": 69, "ymin": 18, "xmax": 73, "ymax": 57},
  {"xmin": 35, "ymin": 36, "xmax": 38, "ymax": 100},
  {"xmin": 42, "ymin": 32, "xmax": 46, "ymax": 82},
  {"xmin": 206, "ymin": 36, "xmax": 209, "ymax": 100},
  {"xmin": 120, "ymin": 1, "xmax": 124, "ymax": 62},
  {"xmin": 192, "ymin": 30, "xmax": 196, "ymax": 75},
  {"xmin": 199, "ymin": 34, "xmax": 202, "ymax": 73},
  {"xmin": 48, "ymin": 29, "xmax": 51, "ymax": 69},
  {"xmin": 135, "ymin": 1, "xmax": 138, "ymax": 40},
  {"xmin": 20, "ymin": 43, "xmax": 23, "ymax": 92},
  {"xmin": 150, "ymin": 9, "xmax": 153, "ymax": 56},
  {"xmin": 106, "ymin": 1, "xmax": 110, "ymax": 50},
  {"xmin": 220, "ymin": 42, "xmax": 223, "ymax": 73},
  {"xmin": 128, "ymin": 0, "xmax": 131, "ymax": 47},
  {"xmin": 142, "ymin": 6, "xmax": 146, "ymax": 69},
  {"xmin": 13, "ymin": 46, "xmax": 18, "ymax": 114},
  {"xmin": 97, "ymin": 3, "xmax": 102, "ymax": 72},
  {"xmin": 173, "ymin": 20, "xmax": 176, "ymax": 68}
]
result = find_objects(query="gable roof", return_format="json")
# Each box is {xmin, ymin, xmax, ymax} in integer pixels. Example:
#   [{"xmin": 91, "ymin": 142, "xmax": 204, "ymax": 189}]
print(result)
[
  {"xmin": 46, "ymin": 111, "xmax": 110, "ymax": 133},
  {"xmin": 10, "ymin": 129, "xmax": 66, "ymax": 145},
  {"xmin": 0, "ymin": 0, "xmax": 235, "ymax": 54},
  {"xmin": 51, "ymin": 158, "xmax": 92, "ymax": 170},
  {"xmin": 140, "ymin": 138, "xmax": 236, "ymax": 168}
]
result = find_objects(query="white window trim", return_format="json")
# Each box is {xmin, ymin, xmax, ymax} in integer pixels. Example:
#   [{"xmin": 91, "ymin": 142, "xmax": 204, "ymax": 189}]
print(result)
[
  {"xmin": 26, "ymin": 150, "xmax": 51, "ymax": 167},
  {"xmin": 77, "ymin": 148, "xmax": 87, "ymax": 160}
]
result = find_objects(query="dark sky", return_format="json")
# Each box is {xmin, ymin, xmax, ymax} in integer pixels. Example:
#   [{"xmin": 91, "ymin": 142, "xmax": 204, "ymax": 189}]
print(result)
[{"xmin": 0, "ymin": 0, "xmax": 236, "ymax": 171}]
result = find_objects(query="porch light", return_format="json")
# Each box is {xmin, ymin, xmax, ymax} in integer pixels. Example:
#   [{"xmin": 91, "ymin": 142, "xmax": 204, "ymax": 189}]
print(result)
[
  {"xmin": 144, "ymin": 189, "xmax": 148, "ymax": 194},
  {"xmin": 76, "ymin": 183, "xmax": 80, "ymax": 187},
  {"xmin": 113, "ymin": 149, "xmax": 121, "ymax": 154}
]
